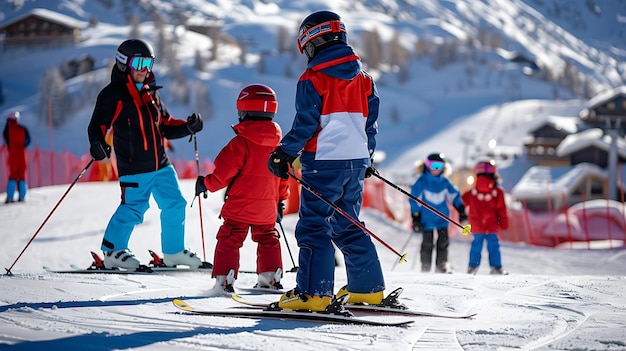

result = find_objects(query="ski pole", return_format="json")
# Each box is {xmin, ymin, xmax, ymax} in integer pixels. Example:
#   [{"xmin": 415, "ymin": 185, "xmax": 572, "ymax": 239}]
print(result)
[
  {"xmin": 288, "ymin": 172, "xmax": 408, "ymax": 263},
  {"xmin": 277, "ymin": 220, "xmax": 298, "ymax": 272},
  {"xmin": 5, "ymin": 158, "xmax": 94, "ymax": 275},
  {"xmin": 371, "ymin": 172, "xmax": 471, "ymax": 235},
  {"xmin": 391, "ymin": 232, "xmax": 414, "ymax": 271},
  {"xmin": 191, "ymin": 133, "xmax": 207, "ymax": 262}
]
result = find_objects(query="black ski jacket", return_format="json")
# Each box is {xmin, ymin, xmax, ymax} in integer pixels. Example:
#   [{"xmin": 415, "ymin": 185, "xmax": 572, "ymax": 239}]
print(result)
[{"xmin": 87, "ymin": 68, "xmax": 191, "ymax": 176}]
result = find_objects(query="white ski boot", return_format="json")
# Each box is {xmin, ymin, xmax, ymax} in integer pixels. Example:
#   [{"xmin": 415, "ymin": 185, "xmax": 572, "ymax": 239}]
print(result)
[
  {"xmin": 163, "ymin": 249, "xmax": 202, "ymax": 268},
  {"xmin": 213, "ymin": 269, "xmax": 236, "ymax": 294},
  {"xmin": 255, "ymin": 268, "xmax": 283, "ymax": 290},
  {"xmin": 103, "ymin": 250, "xmax": 140, "ymax": 270}
]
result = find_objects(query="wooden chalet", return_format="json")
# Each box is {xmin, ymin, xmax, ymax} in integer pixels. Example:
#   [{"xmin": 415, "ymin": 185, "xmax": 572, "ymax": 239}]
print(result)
[
  {"xmin": 0, "ymin": 8, "xmax": 85, "ymax": 49},
  {"xmin": 579, "ymin": 86, "xmax": 626, "ymax": 135},
  {"xmin": 523, "ymin": 118, "xmax": 578, "ymax": 166}
]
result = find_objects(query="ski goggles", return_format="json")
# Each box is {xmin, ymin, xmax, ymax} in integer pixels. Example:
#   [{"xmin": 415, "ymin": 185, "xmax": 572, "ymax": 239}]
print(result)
[
  {"xmin": 426, "ymin": 160, "xmax": 445, "ymax": 171},
  {"xmin": 128, "ymin": 56, "xmax": 154, "ymax": 71},
  {"xmin": 298, "ymin": 20, "xmax": 346, "ymax": 53}
]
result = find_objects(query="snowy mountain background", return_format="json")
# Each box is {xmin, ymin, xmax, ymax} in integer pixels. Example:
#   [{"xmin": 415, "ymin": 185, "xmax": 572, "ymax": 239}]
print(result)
[
  {"xmin": 1, "ymin": 0, "xmax": 626, "ymax": 350},
  {"xmin": 1, "ymin": 0, "xmax": 625, "ymax": 180}
]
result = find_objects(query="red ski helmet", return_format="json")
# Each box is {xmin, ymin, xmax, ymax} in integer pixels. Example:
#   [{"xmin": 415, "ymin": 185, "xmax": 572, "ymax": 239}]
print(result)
[
  {"xmin": 236, "ymin": 84, "xmax": 278, "ymax": 120},
  {"xmin": 475, "ymin": 160, "xmax": 497, "ymax": 175}
]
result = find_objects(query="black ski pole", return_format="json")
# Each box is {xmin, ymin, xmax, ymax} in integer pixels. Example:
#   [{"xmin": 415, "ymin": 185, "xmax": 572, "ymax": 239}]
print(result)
[
  {"xmin": 371, "ymin": 172, "xmax": 471, "ymax": 235},
  {"xmin": 277, "ymin": 220, "xmax": 298, "ymax": 272},
  {"xmin": 288, "ymin": 172, "xmax": 407, "ymax": 263},
  {"xmin": 5, "ymin": 158, "xmax": 95, "ymax": 275},
  {"xmin": 391, "ymin": 232, "xmax": 414, "ymax": 271},
  {"xmin": 191, "ymin": 133, "xmax": 208, "ymax": 262}
]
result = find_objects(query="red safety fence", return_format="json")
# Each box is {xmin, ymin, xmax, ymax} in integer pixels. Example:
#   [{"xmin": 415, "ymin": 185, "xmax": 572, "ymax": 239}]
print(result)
[
  {"xmin": 3, "ymin": 144, "xmax": 624, "ymax": 249},
  {"xmin": 0, "ymin": 145, "xmax": 215, "ymax": 188}
]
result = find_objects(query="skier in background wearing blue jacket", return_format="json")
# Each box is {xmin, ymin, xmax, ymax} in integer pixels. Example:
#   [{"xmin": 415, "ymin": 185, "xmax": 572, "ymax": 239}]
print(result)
[
  {"xmin": 267, "ymin": 10, "xmax": 385, "ymax": 312},
  {"xmin": 410, "ymin": 153, "xmax": 467, "ymax": 273}
]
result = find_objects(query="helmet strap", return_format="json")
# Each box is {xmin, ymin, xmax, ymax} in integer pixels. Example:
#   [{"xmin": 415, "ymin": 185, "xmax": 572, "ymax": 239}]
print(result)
[{"xmin": 304, "ymin": 43, "xmax": 316, "ymax": 61}]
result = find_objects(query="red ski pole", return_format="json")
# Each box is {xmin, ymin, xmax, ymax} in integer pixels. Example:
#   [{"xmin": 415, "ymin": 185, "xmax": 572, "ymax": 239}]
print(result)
[
  {"xmin": 289, "ymin": 172, "xmax": 407, "ymax": 263},
  {"xmin": 5, "ymin": 158, "xmax": 94, "ymax": 275}
]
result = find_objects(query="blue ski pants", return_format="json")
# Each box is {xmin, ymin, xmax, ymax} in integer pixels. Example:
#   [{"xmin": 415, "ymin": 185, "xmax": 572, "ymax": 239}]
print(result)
[
  {"xmin": 294, "ymin": 161, "xmax": 385, "ymax": 297},
  {"xmin": 468, "ymin": 233, "xmax": 502, "ymax": 269},
  {"xmin": 5, "ymin": 179, "xmax": 27, "ymax": 201},
  {"xmin": 101, "ymin": 165, "xmax": 187, "ymax": 255}
]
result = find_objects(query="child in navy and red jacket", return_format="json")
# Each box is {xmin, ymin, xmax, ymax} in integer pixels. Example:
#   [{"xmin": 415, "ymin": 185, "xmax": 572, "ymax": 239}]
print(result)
[
  {"xmin": 195, "ymin": 84, "xmax": 289, "ymax": 294},
  {"xmin": 267, "ymin": 10, "xmax": 385, "ymax": 312},
  {"xmin": 462, "ymin": 160, "xmax": 509, "ymax": 275}
]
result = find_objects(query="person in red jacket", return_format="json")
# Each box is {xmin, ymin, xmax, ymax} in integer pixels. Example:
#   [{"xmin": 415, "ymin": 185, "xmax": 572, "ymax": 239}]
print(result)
[
  {"xmin": 461, "ymin": 160, "xmax": 509, "ymax": 275},
  {"xmin": 196, "ymin": 84, "xmax": 289, "ymax": 293},
  {"xmin": 3, "ymin": 111, "xmax": 31, "ymax": 203}
]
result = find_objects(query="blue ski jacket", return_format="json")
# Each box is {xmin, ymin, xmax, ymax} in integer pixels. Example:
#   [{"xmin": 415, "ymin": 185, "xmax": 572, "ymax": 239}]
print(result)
[{"xmin": 410, "ymin": 171, "xmax": 464, "ymax": 231}]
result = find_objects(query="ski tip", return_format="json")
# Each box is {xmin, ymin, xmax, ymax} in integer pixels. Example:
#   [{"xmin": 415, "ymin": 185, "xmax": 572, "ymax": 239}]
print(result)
[{"xmin": 172, "ymin": 299, "xmax": 192, "ymax": 311}]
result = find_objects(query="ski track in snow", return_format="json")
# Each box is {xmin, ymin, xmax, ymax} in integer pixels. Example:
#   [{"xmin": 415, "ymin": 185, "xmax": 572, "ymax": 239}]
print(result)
[{"xmin": 1, "ymin": 182, "xmax": 626, "ymax": 350}]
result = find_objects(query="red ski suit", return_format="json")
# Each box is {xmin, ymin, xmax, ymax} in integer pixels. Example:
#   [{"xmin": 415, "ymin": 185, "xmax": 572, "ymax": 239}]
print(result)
[
  {"xmin": 3, "ymin": 119, "xmax": 31, "ymax": 180},
  {"xmin": 203, "ymin": 120, "xmax": 289, "ymax": 277},
  {"xmin": 461, "ymin": 175, "xmax": 509, "ymax": 233}
]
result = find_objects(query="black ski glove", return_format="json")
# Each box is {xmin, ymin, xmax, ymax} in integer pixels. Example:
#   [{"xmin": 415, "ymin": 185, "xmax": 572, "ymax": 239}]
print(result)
[
  {"xmin": 277, "ymin": 201, "xmax": 285, "ymax": 223},
  {"xmin": 186, "ymin": 113, "xmax": 203, "ymax": 134},
  {"xmin": 365, "ymin": 152, "xmax": 378, "ymax": 178},
  {"xmin": 195, "ymin": 176, "xmax": 208, "ymax": 197},
  {"xmin": 90, "ymin": 141, "xmax": 111, "ymax": 161},
  {"xmin": 456, "ymin": 205, "xmax": 468, "ymax": 222},
  {"xmin": 412, "ymin": 212, "xmax": 424, "ymax": 233},
  {"xmin": 268, "ymin": 147, "xmax": 296, "ymax": 179},
  {"xmin": 365, "ymin": 165, "xmax": 378, "ymax": 178}
]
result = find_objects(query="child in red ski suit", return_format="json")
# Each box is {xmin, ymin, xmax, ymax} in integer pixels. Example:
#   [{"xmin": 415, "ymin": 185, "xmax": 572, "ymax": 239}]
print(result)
[
  {"xmin": 195, "ymin": 84, "xmax": 289, "ymax": 293},
  {"xmin": 461, "ymin": 160, "xmax": 509, "ymax": 275},
  {"xmin": 3, "ymin": 112, "xmax": 31, "ymax": 203}
]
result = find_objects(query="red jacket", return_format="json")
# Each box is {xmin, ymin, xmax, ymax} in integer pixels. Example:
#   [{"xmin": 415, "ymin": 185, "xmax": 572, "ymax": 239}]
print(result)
[
  {"xmin": 461, "ymin": 175, "xmax": 509, "ymax": 233},
  {"xmin": 3, "ymin": 120, "xmax": 31, "ymax": 180},
  {"xmin": 203, "ymin": 120, "xmax": 289, "ymax": 225}
]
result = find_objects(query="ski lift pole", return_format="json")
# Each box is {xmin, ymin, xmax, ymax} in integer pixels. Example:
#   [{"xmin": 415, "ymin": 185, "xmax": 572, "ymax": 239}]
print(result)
[
  {"xmin": 371, "ymin": 172, "xmax": 472, "ymax": 235},
  {"xmin": 288, "ymin": 172, "xmax": 407, "ymax": 263},
  {"xmin": 192, "ymin": 133, "xmax": 208, "ymax": 262},
  {"xmin": 5, "ymin": 158, "xmax": 95, "ymax": 275}
]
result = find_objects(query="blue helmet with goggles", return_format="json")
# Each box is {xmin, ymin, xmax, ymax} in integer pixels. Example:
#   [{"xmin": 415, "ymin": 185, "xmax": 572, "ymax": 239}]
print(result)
[
  {"xmin": 425, "ymin": 153, "xmax": 446, "ymax": 172},
  {"xmin": 298, "ymin": 10, "xmax": 347, "ymax": 61},
  {"xmin": 115, "ymin": 39, "xmax": 155, "ymax": 73}
]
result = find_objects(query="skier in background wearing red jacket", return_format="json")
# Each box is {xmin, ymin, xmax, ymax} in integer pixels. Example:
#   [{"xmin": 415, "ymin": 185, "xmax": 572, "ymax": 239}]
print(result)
[
  {"xmin": 462, "ymin": 160, "xmax": 509, "ymax": 275},
  {"xmin": 196, "ymin": 84, "xmax": 289, "ymax": 294},
  {"xmin": 3, "ymin": 111, "xmax": 31, "ymax": 203}
]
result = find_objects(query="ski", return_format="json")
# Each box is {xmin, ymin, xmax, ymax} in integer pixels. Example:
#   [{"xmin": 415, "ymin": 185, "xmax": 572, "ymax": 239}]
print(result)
[
  {"xmin": 345, "ymin": 304, "xmax": 477, "ymax": 319},
  {"xmin": 237, "ymin": 287, "xmax": 285, "ymax": 295},
  {"xmin": 146, "ymin": 249, "xmax": 213, "ymax": 271},
  {"xmin": 232, "ymin": 287, "xmax": 476, "ymax": 319},
  {"xmin": 172, "ymin": 299, "xmax": 413, "ymax": 326},
  {"xmin": 43, "ymin": 250, "xmax": 214, "ymax": 275},
  {"xmin": 43, "ymin": 265, "xmax": 154, "ymax": 275}
]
